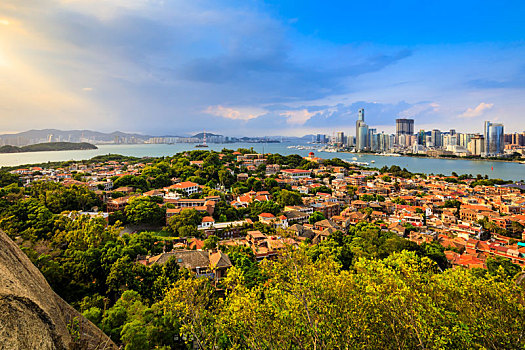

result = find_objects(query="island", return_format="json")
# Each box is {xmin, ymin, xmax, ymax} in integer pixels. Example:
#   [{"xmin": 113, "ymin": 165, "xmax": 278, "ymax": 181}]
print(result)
[{"xmin": 0, "ymin": 142, "xmax": 98, "ymax": 153}]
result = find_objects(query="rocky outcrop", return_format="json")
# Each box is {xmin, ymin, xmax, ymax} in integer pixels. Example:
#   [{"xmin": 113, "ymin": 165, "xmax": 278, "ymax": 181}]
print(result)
[{"xmin": 0, "ymin": 230, "xmax": 118, "ymax": 350}]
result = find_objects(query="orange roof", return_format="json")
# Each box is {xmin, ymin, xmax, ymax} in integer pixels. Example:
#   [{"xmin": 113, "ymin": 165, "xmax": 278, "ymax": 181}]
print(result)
[{"xmin": 173, "ymin": 181, "xmax": 199, "ymax": 189}]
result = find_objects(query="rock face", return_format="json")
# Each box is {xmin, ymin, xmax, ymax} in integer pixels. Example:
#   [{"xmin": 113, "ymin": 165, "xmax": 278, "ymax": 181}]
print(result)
[{"xmin": 0, "ymin": 230, "xmax": 118, "ymax": 350}]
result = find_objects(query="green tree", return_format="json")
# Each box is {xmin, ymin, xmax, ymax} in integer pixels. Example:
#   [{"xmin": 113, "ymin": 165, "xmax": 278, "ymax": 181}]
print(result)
[
  {"xmin": 125, "ymin": 197, "xmax": 166, "ymax": 226},
  {"xmin": 247, "ymin": 200, "xmax": 281, "ymax": 219},
  {"xmin": 0, "ymin": 171, "xmax": 20, "ymax": 187},
  {"xmin": 310, "ymin": 185, "xmax": 332, "ymax": 195},
  {"xmin": 309, "ymin": 211, "xmax": 326, "ymax": 224},
  {"xmin": 203, "ymin": 235, "xmax": 219, "ymax": 250},
  {"xmin": 167, "ymin": 209, "xmax": 204, "ymax": 236},
  {"xmin": 486, "ymin": 256, "xmax": 522, "ymax": 279},
  {"xmin": 276, "ymin": 189, "xmax": 303, "ymax": 206}
]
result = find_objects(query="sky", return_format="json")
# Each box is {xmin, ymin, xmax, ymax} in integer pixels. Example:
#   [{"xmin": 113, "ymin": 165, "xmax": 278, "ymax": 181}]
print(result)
[{"xmin": 0, "ymin": 0, "xmax": 524, "ymax": 137}]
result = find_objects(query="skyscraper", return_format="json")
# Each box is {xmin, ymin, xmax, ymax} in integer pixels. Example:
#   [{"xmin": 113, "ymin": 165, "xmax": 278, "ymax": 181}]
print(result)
[
  {"xmin": 356, "ymin": 108, "xmax": 368, "ymax": 151},
  {"xmin": 357, "ymin": 124, "xmax": 369, "ymax": 151},
  {"xmin": 431, "ymin": 129, "xmax": 442, "ymax": 148},
  {"xmin": 378, "ymin": 132, "xmax": 391, "ymax": 152},
  {"xmin": 468, "ymin": 135, "xmax": 485, "ymax": 156},
  {"xmin": 417, "ymin": 130, "xmax": 426, "ymax": 145},
  {"xmin": 368, "ymin": 128, "xmax": 377, "ymax": 151},
  {"xmin": 484, "ymin": 121, "xmax": 504, "ymax": 155},
  {"xmin": 336, "ymin": 131, "xmax": 345, "ymax": 145},
  {"xmin": 483, "ymin": 121, "xmax": 491, "ymax": 155},
  {"xmin": 396, "ymin": 118, "xmax": 414, "ymax": 136}
]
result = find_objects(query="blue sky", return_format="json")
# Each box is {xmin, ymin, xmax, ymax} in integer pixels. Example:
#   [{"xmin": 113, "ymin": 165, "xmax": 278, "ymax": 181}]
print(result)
[{"xmin": 0, "ymin": 0, "xmax": 524, "ymax": 136}]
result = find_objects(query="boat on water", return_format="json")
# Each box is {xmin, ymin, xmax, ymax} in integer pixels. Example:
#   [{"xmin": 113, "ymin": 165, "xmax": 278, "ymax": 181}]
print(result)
[
  {"xmin": 371, "ymin": 160, "xmax": 375, "ymax": 163},
  {"xmin": 352, "ymin": 157, "xmax": 358, "ymax": 160},
  {"xmin": 320, "ymin": 146, "xmax": 338, "ymax": 152},
  {"xmin": 343, "ymin": 160, "xmax": 369, "ymax": 166}
]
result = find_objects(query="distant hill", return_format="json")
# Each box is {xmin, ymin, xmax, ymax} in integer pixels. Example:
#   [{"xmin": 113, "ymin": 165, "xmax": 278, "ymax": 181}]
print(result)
[
  {"xmin": 0, "ymin": 128, "xmax": 317, "ymax": 146},
  {"xmin": 191, "ymin": 132, "xmax": 222, "ymax": 139},
  {"xmin": 0, "ymin": 142, "xmax": 97, "ymax": 153},
  {"xmin": 0, "ymin": 129, "xmax": 152, "ymax": 146}
]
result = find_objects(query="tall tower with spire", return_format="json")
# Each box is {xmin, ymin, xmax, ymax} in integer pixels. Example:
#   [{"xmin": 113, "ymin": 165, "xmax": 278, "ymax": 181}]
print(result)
[{"xmin": 356, "ymin": 108, "xmax": 368, "ymax": 151}]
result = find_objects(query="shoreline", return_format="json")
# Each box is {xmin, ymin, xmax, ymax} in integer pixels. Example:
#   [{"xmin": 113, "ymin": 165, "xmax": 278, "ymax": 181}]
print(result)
[
  {"xmin": 337, "ymin": 150, "xmax": 524, "ymax": 164},
  {"xmin": 0, "ymin": 147, "xmax": 98, "ymax": 155},
  {"xmin": 1, "ymin": 143, "xmax": 524, "ymax": 182}
]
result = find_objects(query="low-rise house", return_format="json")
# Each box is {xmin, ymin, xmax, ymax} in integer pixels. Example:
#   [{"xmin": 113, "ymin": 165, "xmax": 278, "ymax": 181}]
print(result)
[
  {"xmin": 198, "ymin": 219, "xmax": 252, "ymax": 239},
  {"xmin": 107, "ymin": 196, "xmax": 136, "ymax": 213},
  {"xmin": 283, "ymin": 210, "xmax": 310, "ymax": 225},
  {"xmin": 281, "ymin": 169, "xmax": 311, "ymax": 180},
  {"xmin": 141, "ymin": 250, "xmax": 232, "ymax": 281},
  {"xmin": 167, "ymin": 181, "xmax": 200, "ymax": 195},
  {"xmin": 310, "ymin": 202, "xmax": 340, "ymax": 218}
]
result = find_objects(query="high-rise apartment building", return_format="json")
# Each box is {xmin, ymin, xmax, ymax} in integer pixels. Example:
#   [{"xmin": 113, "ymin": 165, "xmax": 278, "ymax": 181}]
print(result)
[
  {"xmin": 459, "ymin": 133, "xmax": 475, "ymax": 148},
  {"xmin": 396, "ymin": 118, "xmax": 414, "ymax": 136},
  {"xmin": 484, "ymin": 121, "xmax": 504, "ymax": 155},
  {"xmin": 336, "ymin": 131, "xmax": 345, "ymax": 145},
  {"xmin": 468, "ymin": 135, "xmax": 485, "ymax": 156},
  {"xmin": 443, "ymin": 134, "xmax": 458, "ymax": 148},
  {"xmin": 378, "ymin": 132, "xmax": 391, "ymax": 152},
  {"xmin": 417, "ymin": 130, "xmax": 426, "ymax": 146},
  {"xmin": 315, "ymin": 134, "xmax": 328, "ymax": 143},
  {"xmin": 431, "ymin": 129, "xmax": 442, "ymax": 148},
  {"xmin": 368, "ymin": 128, "xmax": 378, "ymax": 151},
  {"xmin": 504, "ymin": 132, "xmax": 525, "ymax": 146}
]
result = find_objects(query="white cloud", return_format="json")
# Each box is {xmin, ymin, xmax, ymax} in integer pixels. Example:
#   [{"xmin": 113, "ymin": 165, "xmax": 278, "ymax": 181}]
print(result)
[
  {"xmin": 205, "ymin": 105, "xmax": 264, "ymax": 120},
  {"xmin": 459, "ymin": 102, "xmax": 494, "ymax": 118},
  {"xmin": 400, "ymin": 102, "xmax": 440, "ymax": 118},
  {"xmin": 280, "ymin": 109, "xmax": 315, "ymax": 125}
]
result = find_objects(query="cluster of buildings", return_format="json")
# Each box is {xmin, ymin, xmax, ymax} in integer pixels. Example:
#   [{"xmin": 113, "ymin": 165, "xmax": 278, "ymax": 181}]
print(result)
[
  {"xmin": 315, "ymin": 109, "xmax": 524, "ymax": 158},
  {"xmin": 10, "ymin": 150, "xmax": 525, "ymax": 279}
]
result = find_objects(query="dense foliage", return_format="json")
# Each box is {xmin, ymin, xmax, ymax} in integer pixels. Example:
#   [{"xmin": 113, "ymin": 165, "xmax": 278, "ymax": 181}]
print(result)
[
  {"xmin": 163, "ymin": 248, "xmax": 525, "ymax": 350},
  {"xmin": 1, "ymin": 151, "xmax": 524, "ymax": 349},
  {"xmin": 0, "ymin": 142, "xmax": 97, "ymax": 153}
]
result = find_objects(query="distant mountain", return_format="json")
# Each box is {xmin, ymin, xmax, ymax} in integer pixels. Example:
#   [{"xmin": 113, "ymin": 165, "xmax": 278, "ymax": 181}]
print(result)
[
  {"xmin": 191, "ymin": 132, "xmax": 222, "ymax": 139},
  {"xmin": 0, "ymin": 128, "xmax": 319, "ymax": 146},
  {"xmin": 0, "ymin": 129, "xmax": 152, "ymax": 146}
]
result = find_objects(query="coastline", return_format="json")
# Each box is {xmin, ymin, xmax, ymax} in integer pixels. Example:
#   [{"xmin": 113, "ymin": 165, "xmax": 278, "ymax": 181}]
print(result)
[
  {"xmin": 0, "ymin": 147, "xmax": 98, "ymax": 154},
  {"xmin": 1, "ymin": 143, "xmax": 524, "ymax": 181},
  {"xmin": 337, "ymin": 150, "xmax": 525, "ymax": 164},
  {"xmin": 0, "ymin": 142, "xmax": 98, "ymax": 154}
]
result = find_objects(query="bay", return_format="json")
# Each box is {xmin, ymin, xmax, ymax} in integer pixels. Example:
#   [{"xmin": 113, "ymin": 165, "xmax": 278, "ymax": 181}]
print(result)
[{"xmin": 0, "ymin": 142, "xmax": 524, "ymax": 182}]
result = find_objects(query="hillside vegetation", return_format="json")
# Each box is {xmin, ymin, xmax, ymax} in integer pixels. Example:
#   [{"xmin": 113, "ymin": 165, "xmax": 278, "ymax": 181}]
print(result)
[
  {"xmin": 0, "ymin": 150, "xmax": 523, "ymax": 349},
  {"xmin": 0, "ymin": 142, "xmax": 97, "ymax": 153}
]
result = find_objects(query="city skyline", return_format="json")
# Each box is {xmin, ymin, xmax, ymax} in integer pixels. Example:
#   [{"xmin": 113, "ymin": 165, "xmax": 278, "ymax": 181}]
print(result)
[{"xmin": 1, "ymin": 1, "xmax": 525, "ymax": 136}]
